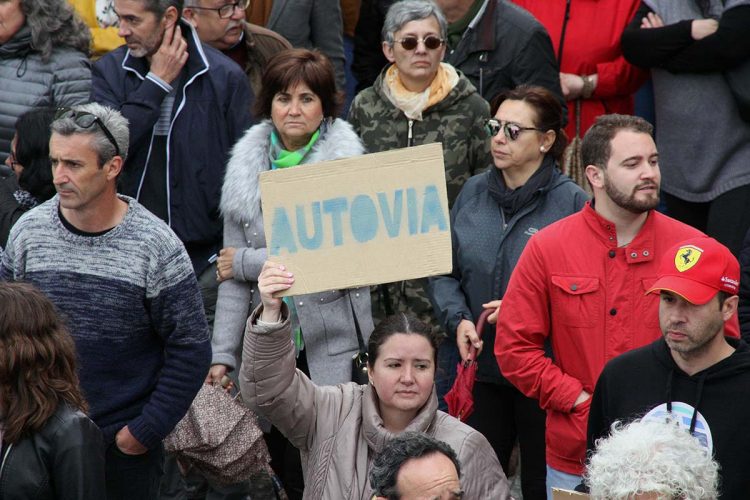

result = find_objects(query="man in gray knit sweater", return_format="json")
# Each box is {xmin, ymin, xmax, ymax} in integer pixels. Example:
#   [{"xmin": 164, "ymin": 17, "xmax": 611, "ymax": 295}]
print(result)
[{"xmin": 0, "ymin": 103, "xmax": 211, "ymax": 500}]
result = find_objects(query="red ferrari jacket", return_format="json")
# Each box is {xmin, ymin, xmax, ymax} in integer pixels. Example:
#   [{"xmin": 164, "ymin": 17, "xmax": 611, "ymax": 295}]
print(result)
[
  {"xmin": 512, "ymin": 0, "xmax": 647, "ymax": 137},
  {"xmin": 496, "ymin": 203, "xmax": 739, "ymax": 474}
]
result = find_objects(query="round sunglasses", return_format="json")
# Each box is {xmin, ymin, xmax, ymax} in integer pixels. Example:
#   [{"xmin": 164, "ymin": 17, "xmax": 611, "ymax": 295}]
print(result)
[
  {"xmin": 395, "ymin": 35, "xmax": 445, "ymax": 51},
  {"xmin": 485, "ymin": 118, "xmax": 544, "ymax": 141}
]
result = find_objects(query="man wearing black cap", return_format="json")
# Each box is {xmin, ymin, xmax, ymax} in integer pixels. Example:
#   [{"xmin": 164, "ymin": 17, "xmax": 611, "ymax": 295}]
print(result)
[{"xmin": 587, "ymin": 236, "xmax": 750, "ymax": 498}]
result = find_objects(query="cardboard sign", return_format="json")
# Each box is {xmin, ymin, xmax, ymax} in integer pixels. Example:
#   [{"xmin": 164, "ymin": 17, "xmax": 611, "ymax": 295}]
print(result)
[
  {"xmin": 259, "ymin": 143, "xmax": 452, "ymax": 296},
  {"xmin": 551, "ymin": 488, "xmax": 590, "ymax": 499}
]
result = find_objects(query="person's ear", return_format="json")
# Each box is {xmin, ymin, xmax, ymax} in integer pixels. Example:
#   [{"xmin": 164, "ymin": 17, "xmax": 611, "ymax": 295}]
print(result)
[
  {"xmin": 585, "ymin": 164, "xmax": 604, "ymax": 189},
  {"xmin": 162, "ymin": 5, "xmax": 179, "ymax": 30},
  {"xmin": 183, "ymin": 6, "xmax": 197, "ymax": 26},
  {"xmin": 721, "ymin": 295, "xmax": 739, "ymax": 322},
  {"xmin": 541, "ymin": 130, "xmax": 556, "ymax": 153},
  {"xmin": 382, "ymin": 41, "xmax": 395, "ymax": 63},
  {"xmin": 106, "ymin": 156, "xmax": 124, "ymax": 181}
]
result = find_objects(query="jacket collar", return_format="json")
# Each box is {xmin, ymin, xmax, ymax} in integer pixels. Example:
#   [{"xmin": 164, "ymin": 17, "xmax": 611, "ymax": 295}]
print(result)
[
  {"xmin": 581, "ymin": 202, "xmax": 656, "ymax": 264},
  {"xmin": 121, "ymin": 18, "xmax": 209, "ymax": 80},
  {"xmin": 361, "ymin": 384, "xmax": 439, "ymax": 454}
]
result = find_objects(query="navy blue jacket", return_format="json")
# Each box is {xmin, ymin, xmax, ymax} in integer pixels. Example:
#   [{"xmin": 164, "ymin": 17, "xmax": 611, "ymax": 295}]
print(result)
[{"xmin": 92, "ymin": 20, "xmax": 253, "ymax": 273}]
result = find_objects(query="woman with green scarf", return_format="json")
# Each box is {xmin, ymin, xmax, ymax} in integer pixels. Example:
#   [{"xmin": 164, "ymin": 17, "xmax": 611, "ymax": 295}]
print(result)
[{"xmin": 211, "ymin": 48, "xmax": 373, "ymax": 389}]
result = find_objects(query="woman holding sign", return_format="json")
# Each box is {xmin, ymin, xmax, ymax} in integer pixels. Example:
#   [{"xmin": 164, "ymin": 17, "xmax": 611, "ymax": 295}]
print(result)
[
  {"xmin": 428, "ymin": 85, "xmax": 588, "ymax": 499},
  {"xmin": 239, "ymin": 260, "xmax": 512, "ymax": 499},
  {"xmin": 211, "ymin": 48, "xmax": 374, "ymax": 498}
]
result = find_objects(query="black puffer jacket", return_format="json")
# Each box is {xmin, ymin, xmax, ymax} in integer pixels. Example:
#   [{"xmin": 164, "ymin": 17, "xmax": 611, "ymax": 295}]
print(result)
[{"xmin": 0, "ymin": 404, "xmax": 105, "ymax": 500}]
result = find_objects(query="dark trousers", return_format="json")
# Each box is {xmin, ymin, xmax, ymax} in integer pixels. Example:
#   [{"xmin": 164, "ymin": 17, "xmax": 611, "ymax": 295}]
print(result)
[
  {"xmin": 106, "ymin": 441, "xmax": 165, "ymax": 500},
  {"xmin": 467, "ymin": 381, "xmax": 547, "ymax": 500},
  {"xmin": 663, "ymin": 184, "xmax": 750, "ymax": 257}
]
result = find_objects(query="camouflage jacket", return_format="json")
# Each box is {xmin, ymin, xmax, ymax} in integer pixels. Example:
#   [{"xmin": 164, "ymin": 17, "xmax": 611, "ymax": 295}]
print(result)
[{"xmin": 348, "ymin": 67, "xmax": 491, "ymax": 207}]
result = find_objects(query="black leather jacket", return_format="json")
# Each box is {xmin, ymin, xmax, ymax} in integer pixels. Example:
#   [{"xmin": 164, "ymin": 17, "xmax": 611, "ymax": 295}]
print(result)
[{"xmin": 0, "ymin": 404, "xmax": 105, "ymax": 499}]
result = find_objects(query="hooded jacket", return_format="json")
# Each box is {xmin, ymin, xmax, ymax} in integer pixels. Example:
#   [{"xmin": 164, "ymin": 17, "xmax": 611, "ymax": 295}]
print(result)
[
  {"xmin": 588, "ymin": 337, "xmax": 750, "ymax": 498},
  {"xmin": 213, "ymin": 119, "xmax": 373, "ymax": 386},
  {"xmin": 429, "ymin": 163, "xmax": 588, "ymax": 382},
  {"xmin": 239, "ymin": 305, "xmax": 512, "ymax": 499},
  {"xmin": 0, "ymin": 26, "xmax": 91, "ymax": 165},
  {"xmin": 347, "ymin": 66, "xmax": 491, "ymax": 207}
]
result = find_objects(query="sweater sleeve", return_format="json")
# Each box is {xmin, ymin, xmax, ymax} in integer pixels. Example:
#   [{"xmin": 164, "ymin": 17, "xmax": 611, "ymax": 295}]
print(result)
[
  {"xmin": 127, "ymin": 245, "xmax": 211, "ymax": 448},
  {"xmin": 495, "ymin": 235, "xmax": 584, "ymax": 413},
  {"xmin": 621, "ymin": 3, "xmax": 695, "ymax": 68}
]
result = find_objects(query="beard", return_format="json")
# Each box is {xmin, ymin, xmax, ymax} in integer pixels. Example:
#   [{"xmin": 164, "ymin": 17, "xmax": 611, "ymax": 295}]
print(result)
[{"xmin": 604, "ymin": 177, "xmax": 660, "ymax": 214}]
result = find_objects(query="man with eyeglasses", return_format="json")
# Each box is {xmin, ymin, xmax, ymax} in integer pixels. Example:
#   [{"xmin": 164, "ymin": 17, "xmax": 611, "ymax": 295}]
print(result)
[
  {"xmin": 183, "ymin": 0, "xmax": 291, "ymax": 95},
  {"xmin": 0, "ymin": 103, "xmax": 211, "ymax": 500},
  {"xmin": 91, "ymin": 0, "xmax": 252, "ymax": 332},
  {"xmin": 494, "ymin": 114, "xmax": 738, "ymax": 499}
]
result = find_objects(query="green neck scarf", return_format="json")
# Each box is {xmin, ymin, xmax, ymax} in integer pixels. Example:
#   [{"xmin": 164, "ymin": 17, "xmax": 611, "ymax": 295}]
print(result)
[{"xmin": 270, "ymin": 128, "xmax": 321, "ymax": 170}]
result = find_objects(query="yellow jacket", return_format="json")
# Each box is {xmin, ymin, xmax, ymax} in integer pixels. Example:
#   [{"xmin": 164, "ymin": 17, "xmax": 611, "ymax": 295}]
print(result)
[{"xmin": 68, "ymin": 0, "xmax": 124, "ymax": 57}]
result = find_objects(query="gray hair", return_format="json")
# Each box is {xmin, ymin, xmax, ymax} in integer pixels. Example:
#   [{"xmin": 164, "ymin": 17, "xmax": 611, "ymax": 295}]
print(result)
[
  {"xmin": 382, "ymin": 0, "xmax": 447, "ymax": 45},
  {"xmin": 20, "ymin": 0, "xmax": 91, "ymax": 61},
  {"xmin": 585, "ymin": 419, "xmax": 720, "ymax": 499},
  {"xmin": 370, "ymin": 432, "xmax": 461, "ymax": 499},
  {"xmin": 140, "ymin": 0, "xmax": 184, "ymax": 17},
  {"xmin": 51, "ymin": 103, "xmax": 130, "ymax": 166}
]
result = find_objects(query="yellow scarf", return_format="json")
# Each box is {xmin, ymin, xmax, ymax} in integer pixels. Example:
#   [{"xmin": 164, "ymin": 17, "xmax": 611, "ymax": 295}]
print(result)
[{"xmin": 383, "ymin": 62, "xmax": 460, "ymax": 120}]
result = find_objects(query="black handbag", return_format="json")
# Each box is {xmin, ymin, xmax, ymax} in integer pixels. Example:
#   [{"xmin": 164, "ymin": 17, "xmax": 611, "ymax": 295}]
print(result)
[{"xmin": 349, "ymin": 293, "xmax": 370, "ymax": 385}]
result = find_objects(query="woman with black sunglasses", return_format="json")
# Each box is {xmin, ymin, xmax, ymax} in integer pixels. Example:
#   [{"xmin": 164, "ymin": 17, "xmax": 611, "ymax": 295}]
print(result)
[
  {"xmin": 428, "ymin": 85, "xmax": 588, "ymax": 499},
  {"xmin": 347, "ymin": 0, "xmax": 491, "ymax": 367}
]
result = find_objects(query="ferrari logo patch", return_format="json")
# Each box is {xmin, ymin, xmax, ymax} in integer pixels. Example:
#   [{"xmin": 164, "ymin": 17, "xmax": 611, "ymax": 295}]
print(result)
[{"xmin": 674, "ymin": 245, "xmax": 702, "ymax": 272}]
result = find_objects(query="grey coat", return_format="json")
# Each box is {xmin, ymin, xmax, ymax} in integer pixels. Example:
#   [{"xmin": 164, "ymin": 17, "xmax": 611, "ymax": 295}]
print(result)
[
  {"xmin": 240, "ymin": 306, "xmax": 511, "ymax": 500},
  {"xmin": 213, "ymin": 119, "xmax": 373, "ymax": 385},
  {"xmin": 428, "ymin": 166, "xmax": 588, "ymax": 382},
  {"xmin": 266, "ymin": 0, "xmax": 346, "ymax": 90},
  {"xmin": 0, "ymin": 26, "xmax": 91, "ymax": 164}
]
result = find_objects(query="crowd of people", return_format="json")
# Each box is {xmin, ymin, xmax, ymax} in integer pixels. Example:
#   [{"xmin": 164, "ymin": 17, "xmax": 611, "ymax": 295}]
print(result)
[{"xmin": 1, "ymin": 0, "xmax": 750, "ymax": 499}]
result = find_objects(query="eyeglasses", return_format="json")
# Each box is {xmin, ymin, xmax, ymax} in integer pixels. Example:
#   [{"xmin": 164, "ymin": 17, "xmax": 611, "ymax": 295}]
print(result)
[
  {"xmin": 395, "ymin": 35, "xmax": 445, "ymax": 51},
  {"xmin": 188, "ymin": 0, "xmax": 249, "ymax": 19},
  {"xmin": 55, "ymin": 108, "xmax": 121, "ymax": 158},
  {"xmin": 484, "ymin": 118, "xmax": 543, "ymax": 142}
]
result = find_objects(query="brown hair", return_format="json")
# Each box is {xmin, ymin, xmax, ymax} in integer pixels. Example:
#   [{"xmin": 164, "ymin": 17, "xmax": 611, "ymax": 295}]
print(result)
[
  {"xmin": 367, "ymin": 313, "xmax": 444, "ymax": 366},
  {"xmin": 490, "ymin": 85, "xmax": 568, "ymax": 162},
  {"xmin": 253, "ymin": 48, "xmax": 342, "ymax": 119},
  {"xmin": 0, "ymin": 282, "xmax": 87, "ymax": 444},
  {"xmin": 581, "ymin": 114, "xmax": 654, "ymax": 169}
]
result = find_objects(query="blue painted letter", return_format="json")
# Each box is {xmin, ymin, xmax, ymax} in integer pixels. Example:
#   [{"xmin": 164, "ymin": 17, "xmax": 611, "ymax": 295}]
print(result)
[
  {"xmin": 269, "ymin": 207, "xmax": 297, "ymax": 255},
  {"xmin": 420, "ymin": 185, "xmax": 448, "ymax": 233},
  {"xmin": 406, "ymin": 187, "xmax": 418, "ymax": 235},
  {"xmin": 377, "ymin": 190, "xmax": 403, "ymax": 238},
  {"xmin": 296, "ymin": 202, "xmax": 323, "ymax": 250},
  {"xmin": 350, "ymin": 194, "xmax": 379, "ymax": 243},
  {"xmin": 323, "ymin": 197, "xmax": 348, "ymax": 246}
]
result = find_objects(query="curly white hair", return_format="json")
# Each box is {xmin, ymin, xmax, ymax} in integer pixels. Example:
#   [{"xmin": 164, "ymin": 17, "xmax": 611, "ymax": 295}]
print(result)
[{"xmin": 585, "ymin": 418, "xmax": 719, "ymax": 499}]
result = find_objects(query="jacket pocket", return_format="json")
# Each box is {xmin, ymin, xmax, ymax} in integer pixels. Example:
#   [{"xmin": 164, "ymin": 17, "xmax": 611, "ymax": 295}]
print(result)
[
  {"xmin": 550, "ymin": 275, "xmax": 601, "ymax": 328},
  {"xmin": 638, "ymin": 277, "xmax": 660, "ymax": 329}
]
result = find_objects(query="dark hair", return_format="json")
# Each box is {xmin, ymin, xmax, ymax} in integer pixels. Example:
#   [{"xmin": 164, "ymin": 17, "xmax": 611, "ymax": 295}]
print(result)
[
  {"xmin": 20, "ymin": 0, "xmax": 91, "ymax": 60},
  {"xmin": 14, "ymin": 108, "xmax": 56, "ymax": 202},
  {"xmin": 490, "ymin": 84, "xmax": 568, "ymax": 162},
  {"xmin": 254, "ymin": 48, "xmax": 341, "ymax": 119},
  {"xmin": 581, "ymin": 114, "xmax": 654, "ymax": 169},
  {"xmin": 367, "ymin": 313, "xmax": 442, "ymax": 366},
  {"xmin": 370, "ymin": 431, "xmax": 462, "ymax": 499},
  {"xmin": 141, "ymin": 0, "xmax": 184, "ymax": 17},
  {"xmin": 0, "ymin": 282, "xmax": 88, "ymax": 444}
]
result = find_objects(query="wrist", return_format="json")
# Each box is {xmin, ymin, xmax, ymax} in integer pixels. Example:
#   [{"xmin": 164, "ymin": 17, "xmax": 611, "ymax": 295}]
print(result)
[{"xmin": 580, "ymin": 74, "xmax": 596, "ymax": 99}]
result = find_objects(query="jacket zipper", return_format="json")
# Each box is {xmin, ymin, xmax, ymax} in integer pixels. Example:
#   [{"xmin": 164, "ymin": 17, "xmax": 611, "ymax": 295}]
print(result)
[
  {"xmin": 0, "ymin": 444, "xmax": 13, "ymax": 478},
  {"xmin": 407, "ymin": 119, "xmax": 414, "ymax": 147}
]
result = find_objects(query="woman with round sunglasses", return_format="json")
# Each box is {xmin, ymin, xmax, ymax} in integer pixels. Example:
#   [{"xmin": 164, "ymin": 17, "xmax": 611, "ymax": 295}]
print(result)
[
  {"xmin": 428, "ymin": 85, "xmax": 588, "ymax": 499},
  {"xmin": 347, "ymin": 0, "xmax": 491, "ymax": 362}
]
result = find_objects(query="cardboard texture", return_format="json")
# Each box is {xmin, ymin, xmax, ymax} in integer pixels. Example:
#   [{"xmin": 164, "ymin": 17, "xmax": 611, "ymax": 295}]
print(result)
[
  {"xmin": 259, "ymin": 143, "xmax": 452, "ymax": 296},
  {"xmin": 551, "ymin": 488, "xmax": 590, "ymax": 499}
]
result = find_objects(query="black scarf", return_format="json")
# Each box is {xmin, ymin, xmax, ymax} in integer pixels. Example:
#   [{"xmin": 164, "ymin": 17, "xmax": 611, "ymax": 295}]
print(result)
[{"xmin": 488, "ymin": 155, "xmax": 555, "ymax": 219}]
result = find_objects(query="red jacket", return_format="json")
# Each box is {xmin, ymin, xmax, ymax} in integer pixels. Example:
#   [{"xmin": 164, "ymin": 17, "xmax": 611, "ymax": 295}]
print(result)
[
  {"xmin": 496, "ymin": 204, "xmax": 740, "ymax": 474},
  {"xmin": 512, "ymin": 0, "xmax": 647, "ymax": 137}
]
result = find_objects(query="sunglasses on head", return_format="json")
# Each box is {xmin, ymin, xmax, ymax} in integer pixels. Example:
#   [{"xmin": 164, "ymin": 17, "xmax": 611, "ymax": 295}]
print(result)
[
  {"xmin": 395, "ymin": 35, "xmax": 445, "ymax": 51},
  {"xmin": 55, "ymin": 108, "xmax": 121, "ymax": 158},
  {"xmin": 484, "ymin": 118, "xmax": 543, "ymax": 142}
]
